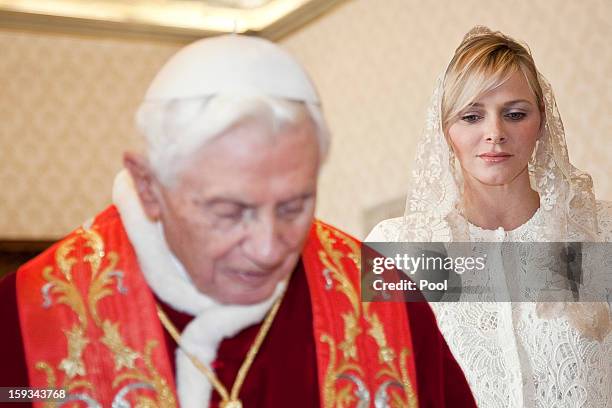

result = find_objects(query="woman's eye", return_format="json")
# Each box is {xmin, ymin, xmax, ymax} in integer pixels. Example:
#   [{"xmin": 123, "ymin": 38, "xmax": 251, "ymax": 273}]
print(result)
[
  {"xmin": 461, "ymin": 114, "xmax": 481, "ymax": 123},
  {"xmin": 506, "ymin": 112, "xmax": 526, "ymax": 121}
]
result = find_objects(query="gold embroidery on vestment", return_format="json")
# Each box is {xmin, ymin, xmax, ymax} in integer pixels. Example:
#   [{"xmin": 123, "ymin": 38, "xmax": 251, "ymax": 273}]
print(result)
[
  {"xmin": 315, "ymin": 222, "xmax": 418, "ymax": 408},
  {"xmin": 59, "ymin": 324, "xmax": 89, "ymax": 379},
  {"xmin": 34, "ymin": 227, "xmax": 177, "ymax": 407}
]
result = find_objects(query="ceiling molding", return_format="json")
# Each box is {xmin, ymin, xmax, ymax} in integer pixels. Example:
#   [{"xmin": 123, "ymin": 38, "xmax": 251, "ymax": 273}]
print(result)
[{"xmin": 0, "ymin": 0, "xmax": 348, "ymax": 43}]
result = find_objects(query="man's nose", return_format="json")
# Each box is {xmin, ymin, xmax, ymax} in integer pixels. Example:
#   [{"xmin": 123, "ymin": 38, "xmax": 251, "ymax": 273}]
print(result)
[
  {"xmin": 484, "ymin": 117, "xmax": 506, "ymax": 144},
  {"xmin": 242, "ymin": 216, "xmax": 285, "ymax": 269}
]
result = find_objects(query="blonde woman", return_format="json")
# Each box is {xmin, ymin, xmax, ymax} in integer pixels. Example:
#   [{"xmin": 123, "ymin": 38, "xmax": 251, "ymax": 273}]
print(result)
[{"xmin": 367, "ymin": 27, "xmax": 611, "ymax": 407}]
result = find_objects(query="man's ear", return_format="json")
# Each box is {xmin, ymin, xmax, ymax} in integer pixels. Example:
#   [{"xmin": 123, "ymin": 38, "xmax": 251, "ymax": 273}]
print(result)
[{"xmin": 123, "ymin": 152, "xmax": 162, "ymax": 220}]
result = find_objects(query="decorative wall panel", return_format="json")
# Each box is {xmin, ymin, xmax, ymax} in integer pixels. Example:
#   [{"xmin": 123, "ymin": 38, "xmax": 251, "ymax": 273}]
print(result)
[{"xmin": 1, "ymin": 0, "xmax": 610, "ymax": 240}]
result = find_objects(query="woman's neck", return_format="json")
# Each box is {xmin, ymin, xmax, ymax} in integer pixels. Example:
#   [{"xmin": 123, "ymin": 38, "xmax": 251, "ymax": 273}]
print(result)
[{"xmin": 462, "ymin": 169, "xmax": 540, "ymax": 231}]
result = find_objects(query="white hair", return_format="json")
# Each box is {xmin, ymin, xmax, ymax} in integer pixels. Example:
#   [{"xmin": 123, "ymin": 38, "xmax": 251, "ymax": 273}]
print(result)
[{"xmin": 135, "ymin": 94, "xmax": 330, "ymax": 185}]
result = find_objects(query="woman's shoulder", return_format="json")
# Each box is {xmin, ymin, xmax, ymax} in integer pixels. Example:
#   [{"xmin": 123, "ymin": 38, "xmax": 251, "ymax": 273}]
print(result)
[{"xmin": 365, "ymin": 217, "xmax": 404, "ymax": 242}]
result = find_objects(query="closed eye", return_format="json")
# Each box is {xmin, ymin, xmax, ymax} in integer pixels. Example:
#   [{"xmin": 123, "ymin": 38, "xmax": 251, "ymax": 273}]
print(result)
[
  {"xmin": 277, "ymin": 195, "xmax": 313, "ymax": 220},
  {"xmin": 277, "ymin": 201, "xmax": 304, "ymax": 218},
  {"xmin": 208, "ymin": 202, "xmax": 247, "ymax": 220}
]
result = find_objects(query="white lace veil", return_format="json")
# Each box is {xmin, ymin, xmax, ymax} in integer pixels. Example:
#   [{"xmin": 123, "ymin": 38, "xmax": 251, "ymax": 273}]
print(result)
[{"xmin": 398, "ymin": 26, "xmax": 600, "ymax": 243}]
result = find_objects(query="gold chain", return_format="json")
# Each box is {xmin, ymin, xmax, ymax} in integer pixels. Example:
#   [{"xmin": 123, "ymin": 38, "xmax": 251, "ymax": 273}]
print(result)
[{"xmin": 156, "ymin": 293, "xmax": 285, "ymax": 408}]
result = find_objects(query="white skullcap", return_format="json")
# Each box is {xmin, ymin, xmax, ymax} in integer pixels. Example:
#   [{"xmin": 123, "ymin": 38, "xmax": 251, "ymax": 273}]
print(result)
[{"xmin": 144, "ymin": 34, "xmax": 320, "ymax": 104}]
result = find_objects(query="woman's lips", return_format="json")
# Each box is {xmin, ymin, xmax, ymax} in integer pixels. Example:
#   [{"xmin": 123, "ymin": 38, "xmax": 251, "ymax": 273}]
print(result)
[{"xmin": 478, "ymin": 152, "xmax": 513, "ymax": 163}]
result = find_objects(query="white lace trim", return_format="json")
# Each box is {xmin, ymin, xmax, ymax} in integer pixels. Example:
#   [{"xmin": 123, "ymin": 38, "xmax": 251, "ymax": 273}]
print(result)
[
  {"xmin": 366, "ymin": 204, "xmax": 612, "ymax": 408},
  {"xmin": 465, "ymin": 207, "xmax": 545, "ymax": 241}
]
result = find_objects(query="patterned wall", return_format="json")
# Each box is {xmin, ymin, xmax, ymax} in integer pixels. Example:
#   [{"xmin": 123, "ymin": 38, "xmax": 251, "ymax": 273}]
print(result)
[
  {"xmin": 0, "ymin": 0, "xmax": 610, "ymax": 240},
  {"xmin": 281, "ymin": 0, "xmax": 612, "ymax": 237},
  {"xmin": 0, "ymin": 32, "xmax": 178, "ymax": 238}
]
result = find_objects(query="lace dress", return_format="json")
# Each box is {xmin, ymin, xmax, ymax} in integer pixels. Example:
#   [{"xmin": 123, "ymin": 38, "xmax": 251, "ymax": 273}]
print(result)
[{"xmin": 366, "ymin": 201, "xmax": 612, "ymax": 408}]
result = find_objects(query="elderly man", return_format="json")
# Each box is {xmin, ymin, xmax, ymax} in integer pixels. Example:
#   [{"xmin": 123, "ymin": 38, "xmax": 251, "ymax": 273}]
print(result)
[{"xmin": 0, "ymin": 36, "xmax": 475, "ymax": 407}]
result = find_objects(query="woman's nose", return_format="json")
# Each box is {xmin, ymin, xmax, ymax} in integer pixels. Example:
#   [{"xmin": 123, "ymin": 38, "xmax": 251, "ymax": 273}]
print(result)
[{"xmin": 484, "ymin": 117, "xmax": 506, "ymax": 144}]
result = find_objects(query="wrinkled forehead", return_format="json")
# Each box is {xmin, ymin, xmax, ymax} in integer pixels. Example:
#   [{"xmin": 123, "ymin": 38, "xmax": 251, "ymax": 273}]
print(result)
[
  {"xmin": 206, "ymin": 112, "xmax": 318, "ymax": 152},
  {"xmin": 173, "ymin": 115, "xmax": 321, "ymax": 191}
]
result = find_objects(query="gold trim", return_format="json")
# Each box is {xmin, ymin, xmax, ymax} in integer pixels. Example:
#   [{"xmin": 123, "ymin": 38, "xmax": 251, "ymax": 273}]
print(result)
[
  {"xmin": 42, "ymin": 264, "xmax": 88, "ymax": 327},
  {"xmin": 55, "ymin": 236, "xmax": 77, "ymax": 282},
  {"xmin": 34, "ymin": 361, "xmax": 60, "ymax": 408},
  {"xmin": 315, "ymin": 222, "xmax": 418, "ymax": 408},
  {"xmin": 320, "ymin": 334, "xmax": 364, "ymax": 407},
  {"xmin": 34, "ymin": 226, "xmax": 177, "ymax": 407},
  {"xmin": 316, "ymin": 223, "xmax": 365, "ymax": 407},
  {"xmin": 156, "ymin": 289, "xmax": 285, "ymax": 406},
  {"xmin": 101, "ymin": 320, "xmax": 140, "ymax": 371},
  {"xmin": 58, "ymin": 324, "xmax": 89, "ymax": 379}
]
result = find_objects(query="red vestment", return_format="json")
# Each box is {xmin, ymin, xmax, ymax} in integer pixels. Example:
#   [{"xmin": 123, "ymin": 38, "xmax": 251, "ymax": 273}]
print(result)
[{"xmin": 0, "ymin": 206, "xmax": 475, "ymax": 407}]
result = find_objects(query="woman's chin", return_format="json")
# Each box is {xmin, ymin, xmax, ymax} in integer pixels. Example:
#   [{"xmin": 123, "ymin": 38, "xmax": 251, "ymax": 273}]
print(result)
[
  {"xmin": 466, "ymin": 168, "xmax": 529, "ymax": 187},
  {"xmin": 471, "ymin": 173, "xmax": 515, "ymax": 187},
  {"xmin": 480, "ymin": 178, "xmax": 510, "ymax": 187}
]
